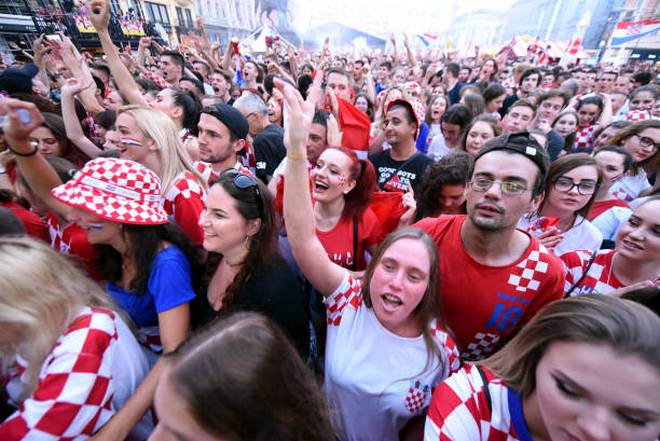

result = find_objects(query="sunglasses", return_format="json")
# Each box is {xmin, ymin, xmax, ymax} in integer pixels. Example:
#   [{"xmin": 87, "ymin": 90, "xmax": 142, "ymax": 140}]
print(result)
[{"xmin": 222, "ymin": 169, "xmax": 264, "ymax": 218}]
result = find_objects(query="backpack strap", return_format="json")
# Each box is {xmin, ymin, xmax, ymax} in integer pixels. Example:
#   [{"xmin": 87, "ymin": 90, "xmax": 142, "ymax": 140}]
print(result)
[{"xmin": 565, "ymin": 249, "xmax": 598, "ymax": 297}]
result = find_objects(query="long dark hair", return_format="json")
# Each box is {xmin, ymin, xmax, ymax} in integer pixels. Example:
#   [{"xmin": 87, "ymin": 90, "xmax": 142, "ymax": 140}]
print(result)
[
  {"xmin": 205, "ymin": 172, "xmax": 277, "ymax": 307},
  {"xmin": 39, "ymin": 113, "xmax": 89, "ymax": 167},
  {"xmin": 165, "ymin": 312, "xmax": 334, "ymax": 441},
  {"xmin": 536, "ymin": 153, "xmax": 603, "ymax": 221},
  {"xmin": 415, "ymin": 151, "xmax": 473, "ymax": 221},
  {"xmin": 171, "ymin": 88, "xmax": 203, "ymax": 134},
  {"xmin": 94, "ymin": 223, "xmax": 204, "ymax": 295}
]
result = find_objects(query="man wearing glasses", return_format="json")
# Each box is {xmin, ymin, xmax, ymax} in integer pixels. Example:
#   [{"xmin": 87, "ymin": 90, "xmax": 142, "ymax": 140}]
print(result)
[{"xmin": 415, "ymin": 133, "xmax": 565, "ymax": 361}]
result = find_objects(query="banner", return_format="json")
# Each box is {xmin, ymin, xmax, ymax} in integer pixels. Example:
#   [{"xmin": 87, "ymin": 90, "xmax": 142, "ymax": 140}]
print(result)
[
  {"xmin": 73, "ymin": 15, "xmax": 96, "ymax": 33},
  {"xmin": 610, "ymin": 19, "xmax": 660, "ymax": 47},
  {"xmin": 120, "ymin": 19, "xmax": 145, "ymax": 37}
]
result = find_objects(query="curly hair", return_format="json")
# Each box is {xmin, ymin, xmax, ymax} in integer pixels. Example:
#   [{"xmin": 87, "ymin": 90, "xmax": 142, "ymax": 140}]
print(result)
[{"xmin": 415, "ymin": 151, "xmax": 473, "ymax": 221}]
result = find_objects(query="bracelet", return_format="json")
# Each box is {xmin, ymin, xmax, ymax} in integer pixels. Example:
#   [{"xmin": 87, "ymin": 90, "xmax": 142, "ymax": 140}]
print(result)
[
  {"xmin": 7, "ymin": 144, "xmax": 38, "ymax": 157},
  {"xmin": 287, "ymin": 153, "xmax": 307, "ymax": 161}
]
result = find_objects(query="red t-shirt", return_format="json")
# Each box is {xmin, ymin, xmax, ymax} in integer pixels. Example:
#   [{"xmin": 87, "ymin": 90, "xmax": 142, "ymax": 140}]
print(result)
[
  {"xmin": 46, "ymin": 213, "xmax": 98, "ymax": 278},
  {"xmin": 316, "ymin": 208, "xmax": 382, "ymax": 271},
  {"xmin": 587, "ymin": 198, "xmax": 629, "ymax": 221},
  {"xmin": 414, "ymin": 215, "xmax": 565, "ymax": 360},
  {"xmin": 2, "ymin": 201, "xmax": 49, "ymax": 242},
  {"xmin": 163, "ymin": 171, "xmax": 206, "ymax": 246}
]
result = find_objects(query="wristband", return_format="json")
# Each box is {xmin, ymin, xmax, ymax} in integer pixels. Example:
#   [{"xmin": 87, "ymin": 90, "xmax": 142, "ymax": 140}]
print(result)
[
  {"xmin": 287, "ymin": 153, "xmax": 307, "ymax": 161},
  {"xmin": 8, "ymin": 144, "xmax": 38, "ymax": 157}
]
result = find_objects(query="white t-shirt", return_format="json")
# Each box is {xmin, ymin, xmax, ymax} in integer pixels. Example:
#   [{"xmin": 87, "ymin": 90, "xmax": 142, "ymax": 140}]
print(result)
[
  {"xmin": 518, "ymin": 214, "xmax": 602, "ymax": 256},
  {"xmin": 609, "ymin": 170, "xmax": 650, "ymax": 203},
  {"xmin": 427, "ymin": 135, "xmax": 452, "ymax": 161},
  {"xmin": 591, "ymin": 206, "xmax": 632, "ymax": 241},
  {"xmin": 323, "ymin": 273, "xmax": 460, "ymax": 441}
]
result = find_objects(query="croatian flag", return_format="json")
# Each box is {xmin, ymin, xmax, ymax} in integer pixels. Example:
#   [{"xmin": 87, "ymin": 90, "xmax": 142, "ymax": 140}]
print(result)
[
  {"xmin": 417, "ymin": 33, "xmax": 439, "ymax": 47},
  {"xmin": 610, "ymin": 20, "xmax": 660, "ymax": 46}
]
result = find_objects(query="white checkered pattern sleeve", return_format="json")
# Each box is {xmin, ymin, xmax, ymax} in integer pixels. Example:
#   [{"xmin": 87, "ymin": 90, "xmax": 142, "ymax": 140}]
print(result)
[
  {"xmin": 0, "ymin": 308, "xmax": 119, "ymax": 440},
  {"xmin": 324, "ymin": 273, "xmax": 362, "ymax": 327},
  {"xmin": 560, "ymin": 249, "xmax": 593, "ymax": 295}
]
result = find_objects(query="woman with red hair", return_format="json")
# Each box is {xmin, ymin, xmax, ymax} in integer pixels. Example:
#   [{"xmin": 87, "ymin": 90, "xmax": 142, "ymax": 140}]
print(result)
[{"xmin": 310, "ymin": 145, "xmax": 381, "ymax": 273}]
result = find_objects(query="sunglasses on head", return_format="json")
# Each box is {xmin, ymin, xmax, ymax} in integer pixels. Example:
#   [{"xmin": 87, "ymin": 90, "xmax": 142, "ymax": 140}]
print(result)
[{"xmin": 222, "ymin": 169, "xmax": 264, "ymax": 217}]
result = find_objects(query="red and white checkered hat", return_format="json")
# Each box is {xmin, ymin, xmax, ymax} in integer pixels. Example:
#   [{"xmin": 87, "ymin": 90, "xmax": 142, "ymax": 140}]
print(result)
[
  {"xmin": 387, "ymin": 97, "xmax": 426, "ymax": 139},
  {"xmin": 51, "ymin": 157, "xmax": 168, "ymax": 225}
]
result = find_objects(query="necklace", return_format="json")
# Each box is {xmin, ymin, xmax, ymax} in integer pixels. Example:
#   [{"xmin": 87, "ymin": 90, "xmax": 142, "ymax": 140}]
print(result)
[{"xmin": 223, "ymin": 258, "xmax": 243, "ymax": 268}]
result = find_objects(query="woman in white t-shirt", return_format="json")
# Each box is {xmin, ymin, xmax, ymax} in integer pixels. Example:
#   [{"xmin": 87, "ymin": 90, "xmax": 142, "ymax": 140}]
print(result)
[
  {"xmin": 519, "ymin": 153, "xmax": 603, "ymax": 255},
  {"xmin": 278, "ymin": 78, "xmax": 460, "ymax": 441},
  {"xmin": 607, "ymin": 119, "xmax": 660, "ymax": 202}
]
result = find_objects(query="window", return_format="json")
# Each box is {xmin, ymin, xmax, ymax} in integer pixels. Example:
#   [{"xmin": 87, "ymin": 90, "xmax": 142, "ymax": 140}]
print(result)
[
  {"xmin": 185, "ymin": 9, "xmax": 193, "ymax": 28},
  {"xmin": 176, "ymin": 6, "xmax": 184, "ymax": 26},
  {"xmin": 145, "ymin": 2, "xmax": 170, "ymax": 25}
]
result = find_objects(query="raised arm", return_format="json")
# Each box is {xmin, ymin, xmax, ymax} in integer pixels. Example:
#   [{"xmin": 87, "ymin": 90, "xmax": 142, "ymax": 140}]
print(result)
[
  {"xmin": 0, "ymin": 99, "xmax": 71, "ymax": 218},
  {"xmin": 276, "ymin": 77, "xmax": 346, "ymax": 296},
  {"xmin": 87, "ymin": 0, "xmax": 149, "ymax": 107},
  {"xmin": 61, "ymin": 78, "xmax": 103, "ymax": 159}
]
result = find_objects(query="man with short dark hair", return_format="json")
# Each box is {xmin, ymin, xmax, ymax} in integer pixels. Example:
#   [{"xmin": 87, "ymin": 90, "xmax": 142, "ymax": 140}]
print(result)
[
  {"xmin": 210, "ymin": 69, "xmax": 233, "ymax": 104},
  {"xmin": 160, "ymin": 50, "xmax": 185, "ymax": 85},
  {"xmin": 444, "ymin": 62, "xmax": 464, "ymax": 105},
  {"xmin": 458, "ymin": 66, "xmax": 472, "ymax": 83},
  {"xmin": 503, "ymin": 99, "xmax": 536, "ymax": 134},
  {"xmin": 195, "ymin": 103, "xmax": 252, "ymax": 185},
  {"xmin": 534, "ymin": 90, "xmax": 569, "ymax": 160},
  {"xmin": 368, "ymin": 99, "xmax": 433, "ymax": 192},
  {"xmin": 326, "ymin": 67, "xmax": 352, "ymax": 102},
  {"xmin": 415, "ymin": 133, "xmax": 564, "ymax": 360},
  {"xmin": 596, "ymin": 71, "xmax": 618, "ymax": 94}
]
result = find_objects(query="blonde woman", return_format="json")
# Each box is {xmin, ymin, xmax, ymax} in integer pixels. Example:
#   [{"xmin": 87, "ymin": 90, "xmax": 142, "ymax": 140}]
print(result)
[
  {"xmin": 425, "ymin": 294, "xmax": 660, "ymax": 441},
  {"xmin": 115, "ymin": 105, "xmax": 206, "ymax": 244},
  {"xmin": 0, "ymin": 237, "xmax": 151, "ymax": 439}
]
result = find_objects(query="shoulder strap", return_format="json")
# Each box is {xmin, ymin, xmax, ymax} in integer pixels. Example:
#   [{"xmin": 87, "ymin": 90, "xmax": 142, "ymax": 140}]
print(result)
[
  {"xmin": 380, "ymin": 152, "xmax": 420, "ymax": 189},
  {"xmin": 475, "ymin": 365, "xmax": 492, "ymax": 414},
  {"xmin": 565, "ymin": 250, "xmax": 598, "ymax": 297},
  {"xmin": 352, "ymin": 216, "xmax": 359, "ymax": 272}
]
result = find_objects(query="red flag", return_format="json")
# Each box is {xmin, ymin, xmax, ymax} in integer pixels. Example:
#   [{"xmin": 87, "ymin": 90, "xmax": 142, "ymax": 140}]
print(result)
[{"xmin": 337, "ymin": 98, "xmax": 371, "ymax": 159}]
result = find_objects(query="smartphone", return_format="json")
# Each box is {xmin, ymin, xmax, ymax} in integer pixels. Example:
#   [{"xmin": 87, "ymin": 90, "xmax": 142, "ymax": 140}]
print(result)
[{"xmin": 45, "ymin": 34, "xmax": 63, "ymax": 42}]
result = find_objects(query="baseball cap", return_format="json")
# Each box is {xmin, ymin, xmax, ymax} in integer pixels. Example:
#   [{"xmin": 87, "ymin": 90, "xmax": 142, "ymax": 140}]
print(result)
[
  {"xmin": 0, "ymin": 63, "xmax": 38, "ymax": 94},
  {"xmin": 475, "ymin": 132, "xmax": 550, "ymax": 176},
  {"xmin": 202, "ymin": 103, "xmax": 249, "ymax": 140}
]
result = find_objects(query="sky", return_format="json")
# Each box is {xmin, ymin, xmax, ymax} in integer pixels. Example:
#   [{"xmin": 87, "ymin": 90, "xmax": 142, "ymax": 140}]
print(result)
[{"xmin": 289, "ymin": 0, "xmax": 515, "ymax": 35}]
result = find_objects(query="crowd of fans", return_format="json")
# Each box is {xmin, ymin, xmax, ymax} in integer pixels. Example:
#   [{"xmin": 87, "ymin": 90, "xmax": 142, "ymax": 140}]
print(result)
[{"xmin": 0, "ymin": 0, "xmax": 659, "ymax": 440}]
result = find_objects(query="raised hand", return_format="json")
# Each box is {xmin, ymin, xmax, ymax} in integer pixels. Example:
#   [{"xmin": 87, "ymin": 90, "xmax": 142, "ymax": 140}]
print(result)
[
  {"xmin": 274, "ymin": 78, "xmax": 315, "ymax": 156},
  {"xmin": 86, "ymin": 0, "xmax": 110, "ymax": 32},
  {"xmin": 0, "ymin": 98, "xmax": 45, "ymax": 150},
  {"xmin": 60, "ymin": 77, "xmax": 93, "ymax": 98}
]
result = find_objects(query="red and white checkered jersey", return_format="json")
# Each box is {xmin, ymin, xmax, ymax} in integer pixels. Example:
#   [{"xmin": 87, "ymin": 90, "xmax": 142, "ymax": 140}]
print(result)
[
  {"xmin": 425, "ymin": 364, "xmax": 532, "ymax": 441},
  {"xmin": 1, "ymin": 307, "xmax": 151, "ymax": 440},
  {"xmin": 163, "ymin": 171, "xmax": 206, "ymax": 245},
  {"xmin": 323, "ymin": 273, "xmax": 461, "ymax": 441},
  {"xmin": 415, "ymin": 216, "xmax": 565, "ymax": 361},
  {"xmin": 46, "ymin": 213, "xmax": 99, "ymax": 279},
  {"xmin": 194, "ymin": 161, "xmax": 254, "ymax": 187},
  {"xmin": 574, "ymin": 124, "xmax": 596, "ymax": 151},
  {"xmin": 560, "ymin": 248, "xmax": 623, "ymax": 296}
]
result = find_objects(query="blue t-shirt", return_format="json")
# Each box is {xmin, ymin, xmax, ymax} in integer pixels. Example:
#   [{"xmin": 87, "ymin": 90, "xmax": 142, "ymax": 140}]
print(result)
[
  {"xmin": 415, "ymin": 122, "xmax": 430, "ymax": 154},
  {"xmin": 107, "ymin": 246, "xmax": 196, "ymax": 327}
]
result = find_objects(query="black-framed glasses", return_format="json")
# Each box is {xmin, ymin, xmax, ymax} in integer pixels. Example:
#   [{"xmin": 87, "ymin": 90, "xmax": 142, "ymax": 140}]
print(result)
[
  {"xmin": 222, "ymin": 169, "xmax": 264, "ymax": 217},
  {"xmin": 469, "ymin": 177, "xmax": 528, "ymax": 196},
  {"xmin": 553, "ymin": 177, "xmax": 598, "ymax": 195},
  {"xmin": 634, "ymin": 134, "xmax": 659, "ymax": 151}
]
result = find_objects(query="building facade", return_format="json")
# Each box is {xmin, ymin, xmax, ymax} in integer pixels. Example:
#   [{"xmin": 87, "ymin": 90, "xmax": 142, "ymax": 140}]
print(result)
[{"xmin": 194, "ymin": 0, "xmax": 257, "ymax": 43}]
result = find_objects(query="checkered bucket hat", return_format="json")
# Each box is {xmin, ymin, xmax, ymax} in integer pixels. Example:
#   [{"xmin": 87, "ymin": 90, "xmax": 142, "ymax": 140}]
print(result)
[{"xmin": 51, "ymin": 157, "xmax": 168, "ymax": 225}]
